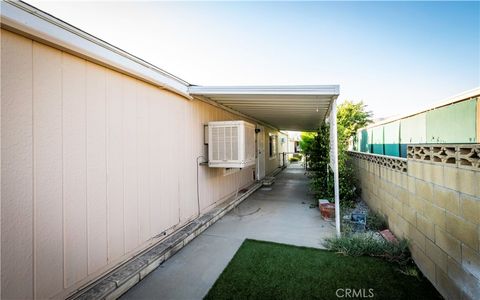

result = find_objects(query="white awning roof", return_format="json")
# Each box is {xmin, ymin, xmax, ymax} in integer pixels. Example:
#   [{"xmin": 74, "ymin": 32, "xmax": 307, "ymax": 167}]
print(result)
[{"xmin": 189, "ymin": 85, "xmax": 340, "ymax": 131}]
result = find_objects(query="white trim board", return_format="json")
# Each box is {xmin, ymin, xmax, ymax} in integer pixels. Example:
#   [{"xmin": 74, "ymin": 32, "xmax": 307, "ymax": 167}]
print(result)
[{"xmin": 1, "ymin": 0, "xmax": 191, "ymax": 99}]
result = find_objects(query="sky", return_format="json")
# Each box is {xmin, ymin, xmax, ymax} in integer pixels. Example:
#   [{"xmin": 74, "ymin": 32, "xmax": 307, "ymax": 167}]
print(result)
[{"xmin": 27, "ymin": 1, "xmax": 480, "ymax": 118}]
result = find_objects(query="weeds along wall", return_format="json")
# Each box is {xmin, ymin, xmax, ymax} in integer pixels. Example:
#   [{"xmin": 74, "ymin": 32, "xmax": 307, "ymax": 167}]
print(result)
[
  {"xmin": 354, "ymin": 96, "xmax": 480, "ymax": 158},
  {"xmin": 350, "ymin": 146, "xmax": 480, "ymax": 299},
  {"xmin": 1, "ymin": 29, "xmax": 282, "ymax": 299}
]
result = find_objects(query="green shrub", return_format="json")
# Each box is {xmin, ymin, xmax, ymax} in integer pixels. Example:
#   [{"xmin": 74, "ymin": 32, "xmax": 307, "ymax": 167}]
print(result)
[
  {"xmin": 301, "ymin": 125, "xmax": 360, "ymax": 206},
  {"xmin": 324, "ymin": 233, "xmax": 411, "ymax": 266},
  {"xmin": 293, "ymin": 153, "xmax": 303, "ymax": 160},
  {"xmin": 367, "ymin": 211, "xmax": 388, "ymax": 231},
  {"xmin": 289, "ymin": 156, "xmax": 300, "ymax": 162},
  {"xmin": 340, "ymin": 200, "xmax": 356, "ymax": 211},
  {"xmin": 340, "ymin": 219, "xmax": 355, "ymax": 235},
  {"xmin": 300, "ymin": 101, "xmax": 372, "ymax": 207}
]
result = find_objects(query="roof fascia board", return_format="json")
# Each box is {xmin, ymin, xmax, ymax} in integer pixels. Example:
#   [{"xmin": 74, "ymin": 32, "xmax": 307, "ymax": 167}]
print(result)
[
  {"xmin": 1, "ymin": 0, "xmax": 192, "ymax": 99},
  {"xmin": 192, "ymin": 95, "xmax": 279, "ymax": 131},
  {"xmin": 188, "ymin": 85, "xmax": 340, "ymax": 130},
  {"xmin": 189, "ymin": 85, "xmax": 340, "ymax": 96},
  {"xmin": 325, "ymin": 94, "xmax": 339, "ymax": 124},
  {"xmin": 190, "ymin": 86, "xmax": 339, "ymax": 131}
]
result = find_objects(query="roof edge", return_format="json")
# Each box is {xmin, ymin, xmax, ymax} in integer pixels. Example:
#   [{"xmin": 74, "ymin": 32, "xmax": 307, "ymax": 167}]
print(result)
[
  {"xmin": 189, "ymin": 85, "xmax": 340, "ymax": 96},
  {"xmin": 1, "ymin": 0, "xmax": 192, "ymax": 99},
  {"xmin": 192, "ymin": 95, "xmax": 280, "ymax": 131}
]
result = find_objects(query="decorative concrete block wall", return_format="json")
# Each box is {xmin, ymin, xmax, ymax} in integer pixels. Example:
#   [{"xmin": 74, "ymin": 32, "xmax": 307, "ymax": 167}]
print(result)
[{"xmin": 350, "ymin": 145, "xmax": 480, "ymax": 300}]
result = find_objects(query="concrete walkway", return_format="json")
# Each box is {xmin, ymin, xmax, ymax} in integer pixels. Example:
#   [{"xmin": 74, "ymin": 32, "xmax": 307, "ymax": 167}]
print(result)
[{"xmin": 121, "ymin": 164, "xmax": 335, "ymax": 300}]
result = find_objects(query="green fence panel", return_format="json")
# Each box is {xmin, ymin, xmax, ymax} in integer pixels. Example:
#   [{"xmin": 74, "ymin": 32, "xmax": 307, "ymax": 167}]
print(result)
[
  {"xmin": 359, "ymin": 129, "xmax": 369, "ymax": 152},
  {"xmin": 372, "ymin": 126, "xmax": 384, "ymax": 154},
  {"xmin": 400, "ymin": 113, "xmax": 427, "ymax": 157},
  {"xmin": 426, "ymin": 99, "xmax": 477, "ymax": 143},
  {"xmin": 367, "ymin": 128, "xmax": 373, "ymax": 153},
  {"xmin": 356, "ymin": 98, "xmax": 478, "ymax": 157},
  {"xmin": 477, "ymin": 98, "xmax": 480, "ymax": 142},
  {"xmin": 383, "ymin": 121, "xmax": 400, "ymax": 157}
]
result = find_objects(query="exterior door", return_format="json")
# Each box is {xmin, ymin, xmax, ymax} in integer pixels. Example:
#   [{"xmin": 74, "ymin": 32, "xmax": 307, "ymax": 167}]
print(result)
[{"xmin": 256, "ymin": 125, "xmax": 266, "ymax": 180}]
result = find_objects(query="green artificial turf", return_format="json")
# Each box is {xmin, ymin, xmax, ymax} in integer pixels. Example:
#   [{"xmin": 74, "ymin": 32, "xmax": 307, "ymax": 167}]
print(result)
[{"xmin": 205, "ymin": 239, "xmax": 442, "ymax": 300}]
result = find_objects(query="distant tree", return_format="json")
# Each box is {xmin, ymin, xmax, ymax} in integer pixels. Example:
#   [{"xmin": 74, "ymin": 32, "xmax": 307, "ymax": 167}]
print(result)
[
  {"xmin": 336, "ymin": 100, "xmax": 373, "ymax": 147},
  {"xmin": 298, "ymin": 132, "xmax": 315, "ymax": 154}
]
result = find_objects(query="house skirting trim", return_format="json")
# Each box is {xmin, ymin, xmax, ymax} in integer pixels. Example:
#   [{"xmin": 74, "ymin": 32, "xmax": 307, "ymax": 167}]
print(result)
[{"xmin": 68, "ymin": 180, "xmax": 265, "ymax": 300}]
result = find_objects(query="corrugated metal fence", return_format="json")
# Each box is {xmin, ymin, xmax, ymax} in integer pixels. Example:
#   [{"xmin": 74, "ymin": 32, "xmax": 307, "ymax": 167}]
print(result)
[{"xmin": 354, "ymin": 97, "xmax": 479, "ymax": 158}]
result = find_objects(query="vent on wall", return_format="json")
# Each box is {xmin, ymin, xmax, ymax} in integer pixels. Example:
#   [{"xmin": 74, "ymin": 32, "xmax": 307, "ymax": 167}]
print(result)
[{"xmin": 208, "ymin": 121, "xmax": 256, "ymax": 168}]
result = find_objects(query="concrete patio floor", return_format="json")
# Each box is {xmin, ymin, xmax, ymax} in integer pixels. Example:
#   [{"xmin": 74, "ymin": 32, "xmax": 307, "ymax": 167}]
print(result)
[{"xmin": 121, "ymin": 164, "xmax": 335, "ymax": 300}]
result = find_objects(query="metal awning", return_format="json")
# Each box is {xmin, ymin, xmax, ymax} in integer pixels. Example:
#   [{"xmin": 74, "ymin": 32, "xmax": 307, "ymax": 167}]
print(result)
[
  {"xmin": 188, "ymin": 85, "xmax": 339, "ymax": 131},
  {"xmin": 190, "ymin": 84, "xmax": 342, "ymax": 236}
]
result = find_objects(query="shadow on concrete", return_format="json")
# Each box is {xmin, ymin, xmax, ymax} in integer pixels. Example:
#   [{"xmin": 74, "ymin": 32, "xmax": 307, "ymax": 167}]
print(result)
[{"xmin": 121, "ymin": 164, "xmax": 335, "ymax": 300}]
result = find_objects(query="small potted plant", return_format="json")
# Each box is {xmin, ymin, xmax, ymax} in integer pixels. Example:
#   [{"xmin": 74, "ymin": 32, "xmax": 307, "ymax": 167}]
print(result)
[{"xmin": 319, "ymin": 199, "xmax": 335, "ymax": 221}]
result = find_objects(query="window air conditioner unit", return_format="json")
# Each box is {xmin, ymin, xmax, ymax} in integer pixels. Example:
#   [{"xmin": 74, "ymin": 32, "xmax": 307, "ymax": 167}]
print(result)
[{"xmin": 208, "ymin": 121, "xmax": 256, "ymax": 168}]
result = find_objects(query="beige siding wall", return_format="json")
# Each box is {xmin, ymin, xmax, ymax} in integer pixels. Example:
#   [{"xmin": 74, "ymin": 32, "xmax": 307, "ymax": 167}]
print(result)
[
  {"xmin": 1, "ymin": 29, "xmax": 279, "ymax": 299},
  {"xmin": 2, "ymin": 28, "xmax": 34, "ymax": 300},
  {"xmin": 351, "ymin": 153, "xmax": 480, "ymax": 300},
  {"xmin": 0, "ymin": 27, "xmax": 2, "ymax": 300},
  {"xmin": 265, "ymin": 127, "xmax": 281, "ymax": 175},
  {"xmin": 278, "ymin": 132, "xmax": 288, "ymax": 166}
]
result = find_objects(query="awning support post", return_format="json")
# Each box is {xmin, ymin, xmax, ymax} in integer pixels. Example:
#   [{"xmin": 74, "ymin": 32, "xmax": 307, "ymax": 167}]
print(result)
[{"xmin": 330, "ymin": 98, "xmax": 341, "ymax": 237}]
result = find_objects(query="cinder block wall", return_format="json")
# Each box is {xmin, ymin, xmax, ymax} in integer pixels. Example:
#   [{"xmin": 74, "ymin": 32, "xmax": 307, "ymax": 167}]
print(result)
[{"xmin": 350, "ymin": 147, "xmax": 480, "ymax": 300}]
